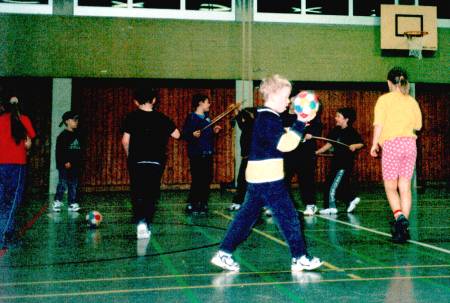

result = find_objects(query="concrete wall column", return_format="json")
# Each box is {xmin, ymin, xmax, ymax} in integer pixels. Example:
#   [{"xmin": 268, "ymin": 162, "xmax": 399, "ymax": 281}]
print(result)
[{"xmin": 49, "ymin": 78, "xmax": 72, "ymax": 194}]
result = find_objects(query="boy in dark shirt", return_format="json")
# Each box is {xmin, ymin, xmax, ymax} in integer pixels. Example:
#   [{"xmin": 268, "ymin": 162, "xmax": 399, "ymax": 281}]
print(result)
[
  {"xmin": 228, "ymin": 106, "xmax": 257, "ymax": 211},
  {"xmin": 53, "ymin": 111, "xmax": 82, "ymax": 212},
  {"xmin": 282, "ymin": 107, "xmax": 322, "ymax": 216},
  {"xmin": 316, "ymin": 107, "xmax": 364, "ymax": 214},
  {"xmin": 121, "ymin": 88, "xmax": 180, "ymax": 239}
]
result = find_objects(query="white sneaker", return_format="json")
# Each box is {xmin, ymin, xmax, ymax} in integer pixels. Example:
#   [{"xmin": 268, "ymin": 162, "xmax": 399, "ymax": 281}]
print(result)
[
  {"xmin": 319, "ymin": 208, "xmax": 338, "ymax": 215},
  {"xmin": 303, "ymin": 205, "xmax": 318, "ymax": 216},
  {"xmin": 291, "ymin": 255, "xmax": 323, "ymax": 272},
  {"xmin": 136, "ymin": 222, "xmax": 151, "ymax": 239},
  {"xmin": 346, "ymin": 197, "xmax": 360, "ymax": 213},
  {"xmin": 68, "ymin": 203, "xmax": 80, "ymax": 212},
  {"xmin": 228, "ymin": 203, "xmax": 241, "ymax": 211},
  {"xmin": 52, "ymin": 201, "xmax": 63, "ymax": 212},
  {"xmin": 211, "ymin": 251, "xmax": 240, "ymax": 272},
  {"xmin": 263, "ymin": 207, "xmax": 273, "ymax": 217}
]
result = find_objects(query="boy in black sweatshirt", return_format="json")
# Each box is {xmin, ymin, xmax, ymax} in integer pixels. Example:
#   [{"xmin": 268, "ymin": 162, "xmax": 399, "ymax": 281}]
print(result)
[{"xmin": 52, "ymin": 111, "xmax": 82, "ymax": 212}]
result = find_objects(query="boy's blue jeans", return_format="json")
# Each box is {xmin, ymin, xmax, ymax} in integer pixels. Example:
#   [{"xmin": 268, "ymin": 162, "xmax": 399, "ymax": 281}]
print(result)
[
  {"xmin": 0, "ymin": 164, "xmax": 27, "ymax": 247},
  {"xmin": 54, "ymin": 167, "xmax": 79, "ymax": 205},
  {"xmin": 220, "ymin": 179, "xmax": 308, "ymax": 258}
]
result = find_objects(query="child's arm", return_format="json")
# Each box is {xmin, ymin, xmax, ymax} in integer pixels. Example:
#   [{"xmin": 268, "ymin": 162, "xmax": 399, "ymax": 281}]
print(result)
[
  {"xmin": 276, "ymin": 112, "xmax": 316, "ymax": 152},
  {"xmin": 349, "ymin": 143, "xmax": 364, "ymax": 152},
  {"xmin": 181, "ymin": 115, "xmax": 199, "ymax": 140},
  {"xmin": 315, "ymin": 143, "xmax": 332, "ymax": 155},
  {"xmin": 370, "ymin": 125, "xmax": 382, "ymax": 157},
  {"xmin": 350, "ymin": 129, "xmax": 364, "ymax": 152},
  {"xmin": 121, "ymin": 132, "xmax": 130, "ymax": 157},
  {"xmin": 276, "ymin": 120, "xmax": 306, "ymax": 152}
]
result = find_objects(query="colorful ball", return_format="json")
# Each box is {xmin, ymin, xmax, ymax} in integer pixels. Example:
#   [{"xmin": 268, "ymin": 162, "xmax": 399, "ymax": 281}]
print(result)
[
  {"xmin": 86, "ymin": 210, "xmax": 103, "ymax": 228},
  {"xmin": 292, "ymin": 91, "xmax": 319, "ymax": 119}
]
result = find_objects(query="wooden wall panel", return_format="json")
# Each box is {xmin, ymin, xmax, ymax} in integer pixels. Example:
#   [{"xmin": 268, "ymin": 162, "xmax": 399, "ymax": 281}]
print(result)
[
  {"xmin": 415, "ymin": 85, "xmax": 450, "ymax": 182},
  {"xmin": 73, "ymin": 80, "xmax": 235, "ymax": 191},
  {"xmin": 72, "ymin": 80, "xmax": 449, "ymax": 191}
]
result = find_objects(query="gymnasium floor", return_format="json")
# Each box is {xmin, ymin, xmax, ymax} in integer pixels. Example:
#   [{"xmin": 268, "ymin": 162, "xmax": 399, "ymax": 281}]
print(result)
[{"xmin": 0, "ymin": 186, "xmax": 449, "ymax": 302}]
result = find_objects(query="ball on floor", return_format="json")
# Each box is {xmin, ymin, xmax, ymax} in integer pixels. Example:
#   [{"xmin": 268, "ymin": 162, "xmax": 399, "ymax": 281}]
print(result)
[{"xmin": 86, "ymin": 210, "xmax": 103, "ymax": 228}]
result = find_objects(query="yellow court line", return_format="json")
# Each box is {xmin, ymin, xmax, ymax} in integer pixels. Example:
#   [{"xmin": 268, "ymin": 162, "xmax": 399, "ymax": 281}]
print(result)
[
  {"xmin": 214, "ymin": 211, "xmax": 362, "ymax": 279},
  {"xmin": 1, "ymin": 275, "xmax": 449, "ymax": 300},
  {"xmin": 2, "ymin": 264, "xmax": 449, "ymax": 287}
]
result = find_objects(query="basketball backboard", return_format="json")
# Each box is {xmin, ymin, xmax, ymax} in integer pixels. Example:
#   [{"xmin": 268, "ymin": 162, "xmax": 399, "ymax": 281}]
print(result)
[{"xmin": 380, "ymin": 5, "xmax": 437, "ymax": 53}]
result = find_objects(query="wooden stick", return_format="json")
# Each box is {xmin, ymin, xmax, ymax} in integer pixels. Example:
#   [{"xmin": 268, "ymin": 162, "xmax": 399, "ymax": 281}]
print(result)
[
  {"xmin": 311, "ymin": 136, "xmax": 350, "ymax": 148},
  {"xmin": 201, "ymin": 102, "xmax": 241, "ymax": 131}
]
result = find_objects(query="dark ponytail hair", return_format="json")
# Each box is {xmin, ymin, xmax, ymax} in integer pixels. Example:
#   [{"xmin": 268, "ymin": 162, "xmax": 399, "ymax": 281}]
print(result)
[
  {"xmin": 387, "ymin": 67, "xmax": 409, "ymax": 95},
  {"xmin": 7, "ymin": 97, "xmax": 27, "ymax": 145}
]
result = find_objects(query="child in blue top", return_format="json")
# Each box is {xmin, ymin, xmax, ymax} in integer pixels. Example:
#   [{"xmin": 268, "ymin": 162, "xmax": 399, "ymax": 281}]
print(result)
[
  {"xmin": 211, "ymin": 75, "xmax": 322, "ymax": 272},
  {"xmin": 182, "ymin": 94, "xmax": 221, "ymax": 214}
]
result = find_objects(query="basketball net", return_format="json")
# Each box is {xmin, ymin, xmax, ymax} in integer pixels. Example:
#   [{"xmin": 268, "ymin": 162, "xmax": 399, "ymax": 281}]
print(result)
[{"xmin": 405, "ymin": 31, "xmax": 427, "ymax": 60}]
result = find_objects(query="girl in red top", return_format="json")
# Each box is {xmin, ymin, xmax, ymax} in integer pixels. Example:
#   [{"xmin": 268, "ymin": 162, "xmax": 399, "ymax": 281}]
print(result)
[{"xmin": 0, "ymin": 96, "xmax": 36, "ymax": 249}]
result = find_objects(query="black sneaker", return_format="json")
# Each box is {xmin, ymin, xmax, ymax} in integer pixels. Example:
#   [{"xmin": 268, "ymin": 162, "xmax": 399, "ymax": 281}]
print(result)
[
  {"xmin": 199, "ymin": 204, "xmax": 208, "ymax": 215},
  {"xmin": 391, "ymin": 215, "xmax": 409, "ymax": 244}
]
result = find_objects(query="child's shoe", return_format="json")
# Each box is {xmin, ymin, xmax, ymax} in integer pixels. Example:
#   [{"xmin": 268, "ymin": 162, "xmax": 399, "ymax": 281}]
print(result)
[
  {"xmin": 319, "ymin": 208, "xmax": 338, "ymax": 215},
  {"xmin": 137, "ymin": 222, "xmax": 151, "ymax": 239},
  {"xmin": 391, "ymin": 215, "xmax": 409, "ymax": 244},
  {"xmin": 228, "ymin": 203, "xmax": 241, "ymax": 211},
  {"xmin": 68, "ymin": 203, "xmax": 80, "ymax": 212},
  {"xmin": 291, "ymin": 255, "xmax": 323, "ymax": 272},
  {"xmin": 346, "ymin": 197, "xmax": 360, "ymax": 213},
  {"xmin": 263, "ymin": 207, "xmax": 273, "ymax": 217},
  {"xmin": 52, "ymin": 200, "xmax": 63, "ymax": 212},
  {"xmin": 211, "ymin": 250, "xmax": 240, "ymax": 272},
  {"xmin": 303, "ymin": 205, "xmax": 318, "ymax": 216}
]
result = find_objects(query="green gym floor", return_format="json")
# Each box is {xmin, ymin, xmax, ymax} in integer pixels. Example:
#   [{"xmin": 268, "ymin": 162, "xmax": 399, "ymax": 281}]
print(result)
[{"xmin": 0, "ymin": 186, "xmax": 449, "ymax": 303}]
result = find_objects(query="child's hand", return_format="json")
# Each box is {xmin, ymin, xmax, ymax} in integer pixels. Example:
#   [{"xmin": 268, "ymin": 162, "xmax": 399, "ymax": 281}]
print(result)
[
  {"xmin": 65, "ymin": 162, "xmax": 72, "ymax": 169},
  {"xmin": 193, "ymin": 130, "xmax": 201, "ymax": 138},
  {"xmin": 370, "ymin": 144, "xmax": 379, "ymax": 157},
  {"xmin": 213, "ymin": 125, "xmax": 222, "ymax": 133},
  {"xmin": 296, "ymin": 112, "xmax": 316, "ymax": 123},
  {"xmin": 349, "ymin": 144, "xmax": 357, "ymax": 152},
  {"xmin": 24, "ymin": 136, "xmax": 32, "ymax": 150},
  {"xmin": 304, "ymin": 134, "xmax": 313, "ymax": 141}
]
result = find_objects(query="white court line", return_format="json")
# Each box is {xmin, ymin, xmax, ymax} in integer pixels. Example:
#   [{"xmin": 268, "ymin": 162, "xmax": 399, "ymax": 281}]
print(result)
[{"xmin": 315, "ymin": 214, "xmax": 450, "ymax": 255}]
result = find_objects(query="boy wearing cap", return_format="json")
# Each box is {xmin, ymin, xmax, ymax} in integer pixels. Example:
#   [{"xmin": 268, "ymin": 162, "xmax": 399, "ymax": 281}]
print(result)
[{"xmin": 52, "ymin": 111, "xmax": 82, "ymax": 212}]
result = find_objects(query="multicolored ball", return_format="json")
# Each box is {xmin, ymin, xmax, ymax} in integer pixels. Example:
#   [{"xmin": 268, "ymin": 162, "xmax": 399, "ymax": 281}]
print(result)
[
  {"xmin": 292, "ymin": 91, "xmax": 319, "ymax": 119},
  {"xmin": 86, "ymin": 210, "xmax": 103, "ymax": 228}
]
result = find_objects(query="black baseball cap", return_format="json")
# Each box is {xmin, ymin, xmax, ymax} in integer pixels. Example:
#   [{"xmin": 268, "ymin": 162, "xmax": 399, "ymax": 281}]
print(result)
[{"xmin": 59, "ymin": 111, "xmax": 79, "ymax": 127}]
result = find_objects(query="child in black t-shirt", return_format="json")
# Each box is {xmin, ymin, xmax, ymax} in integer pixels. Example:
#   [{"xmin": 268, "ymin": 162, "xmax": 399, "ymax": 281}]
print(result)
[
  {"xmin": 228, "ymin": 106, "xmax": 257, "ymax": 211},
  {"xmin": 282, "ymin": 107, "xmax": 322, "ymax": 216},
  {"xmin": 53, "ymin": 111, "xmax": 82, "ymax": 212},
  {"xmin": 121, "ymin": 88, "xmax": 180, "ymax": 239},
  {"xmin": 315, "ymin": 107, "xmax": 364, "ymax": 215}
]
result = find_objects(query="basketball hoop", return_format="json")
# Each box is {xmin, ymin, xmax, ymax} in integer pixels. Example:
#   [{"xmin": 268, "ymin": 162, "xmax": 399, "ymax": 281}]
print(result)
[{"xmin": 404, "ymin": 31, "xmax": 428, "ymax": 59}]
